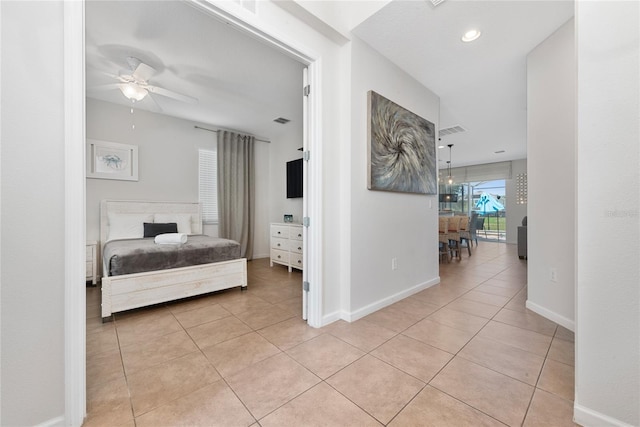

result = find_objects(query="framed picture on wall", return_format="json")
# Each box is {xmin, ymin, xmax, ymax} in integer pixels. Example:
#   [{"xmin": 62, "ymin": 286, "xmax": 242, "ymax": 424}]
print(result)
[
  {"xmin": 367, "ymin": 91, "xmax": 437, "ymax": 195},
  {"xmin": 87, "ymin": 139, "xmax": 139, "ymax": 181}
]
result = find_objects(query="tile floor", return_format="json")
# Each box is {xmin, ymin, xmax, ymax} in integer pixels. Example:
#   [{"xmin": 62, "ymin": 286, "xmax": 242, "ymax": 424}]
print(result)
[{"xmin": 85, "ymin": 242, "xmax": 578, "ymax": 426}]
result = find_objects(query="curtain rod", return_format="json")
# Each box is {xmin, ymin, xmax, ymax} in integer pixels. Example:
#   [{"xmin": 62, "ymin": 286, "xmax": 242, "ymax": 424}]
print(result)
[{"xmin": 194, "ymin": 125, "xmax": 270, "ymax": 143}]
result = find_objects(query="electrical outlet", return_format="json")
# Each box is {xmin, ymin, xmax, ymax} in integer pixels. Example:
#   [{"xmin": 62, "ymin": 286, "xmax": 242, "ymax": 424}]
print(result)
[
  {"xmin": 550, "ymin": 268, "xmax": 558, "ymax": 282},
  {"xmin": 392, "ymin": 258, "xmax": 398, "ymax": 270}
]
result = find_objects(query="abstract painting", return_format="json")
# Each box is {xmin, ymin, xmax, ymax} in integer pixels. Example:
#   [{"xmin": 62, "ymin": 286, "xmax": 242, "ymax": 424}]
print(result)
[{"xmin": 367, "ymin": 91, "xmax": 437, "ymax": 194}]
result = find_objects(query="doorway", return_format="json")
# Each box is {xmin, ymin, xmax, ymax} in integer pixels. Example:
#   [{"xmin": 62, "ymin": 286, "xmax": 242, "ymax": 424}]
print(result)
[{"xmin": 66, "ymin": 1, "xmax": 323, "ymax": 424}]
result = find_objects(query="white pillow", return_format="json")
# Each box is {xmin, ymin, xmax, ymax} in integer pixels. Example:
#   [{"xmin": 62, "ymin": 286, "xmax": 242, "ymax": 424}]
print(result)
[
  {"xmin": 107, "ymin": 213, "xmax": 153, "ymax": 242},
  {"xmin": 154, "ymin": 213, "xmax": 193, "ymax": 234}
]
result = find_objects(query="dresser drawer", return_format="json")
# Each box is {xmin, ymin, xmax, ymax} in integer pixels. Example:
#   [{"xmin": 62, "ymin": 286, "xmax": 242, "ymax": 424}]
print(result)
[
  {"xmin": 289, "ymin": 239, "xmax": 303, "ymax": 254},
  {"xmin": 269, "ymin": 223, "xmax": 303, "ymax": 272},
  {"xmin": 290, "ymin": 226, "xmax": 303, "ymax": 241},
  {"xmin": 271, "ymin": 225, "xmax": 289, "ymax": 239},
  {"xmin": 291, "ymin": 253, "xmax": 303, "ymax": 270},
  {"xmin": 271, "ymin": 237, "xmax": 288, "ymax": 250},
  {"xmin": 270, "ymin": 248, "xmax": 289, "ymax": 264}
]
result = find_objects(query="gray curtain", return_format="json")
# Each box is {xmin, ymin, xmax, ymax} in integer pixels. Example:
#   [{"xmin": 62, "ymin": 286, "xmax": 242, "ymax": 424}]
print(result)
[{"xmin": 217, "ymin": 131, "xmax": 255, "ymax": 259}]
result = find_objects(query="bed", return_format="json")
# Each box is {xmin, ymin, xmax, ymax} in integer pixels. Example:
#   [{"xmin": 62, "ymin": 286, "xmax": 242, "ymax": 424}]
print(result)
[{"xmin": 100, "ymin": 200, "xmax": 247, "ymax": 320}]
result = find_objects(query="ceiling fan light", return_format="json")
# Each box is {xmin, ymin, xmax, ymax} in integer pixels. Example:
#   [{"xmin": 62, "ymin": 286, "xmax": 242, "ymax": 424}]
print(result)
[{"xmin": 120, "ymin": 82, "xmax": 148, "ymax": 101}]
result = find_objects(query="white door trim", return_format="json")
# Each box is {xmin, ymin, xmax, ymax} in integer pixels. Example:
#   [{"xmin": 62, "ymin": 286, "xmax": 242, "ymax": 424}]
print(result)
[{"xmin": 64, "ymin": 0, "xmax": 87, "ymax": 425}]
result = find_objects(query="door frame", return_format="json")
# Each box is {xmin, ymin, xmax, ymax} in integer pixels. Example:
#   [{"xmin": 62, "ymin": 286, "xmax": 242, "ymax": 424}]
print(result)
[
  {"xmin": 64, "ymin": 0, "xmax": 324, "ymax": 423},
  {"xmin": 188, "ymin": 1, "xmax": 324, "ymax": 328}
]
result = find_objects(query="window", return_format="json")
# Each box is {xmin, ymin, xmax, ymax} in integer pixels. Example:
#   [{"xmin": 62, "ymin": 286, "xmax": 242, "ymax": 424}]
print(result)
[{"xmin": 198, "ymin": 149, "xmax": 218, "ymax": 223}]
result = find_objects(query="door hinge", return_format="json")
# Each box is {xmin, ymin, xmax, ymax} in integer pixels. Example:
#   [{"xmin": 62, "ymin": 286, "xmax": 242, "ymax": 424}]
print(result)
[
  {"xmin": 303, "ymin": 151, "xmax": 310, "ymax": 161},
  {"xmin": 303, "ymin": 281, "xmax": 310, "ymax": 292},
  {"xmin": 303, "ymin": 217, "xmax": 310, "ymax": 227},
  {"xmin": 303, "ymin": 85, "xmax": 311, "ymax": 97}
]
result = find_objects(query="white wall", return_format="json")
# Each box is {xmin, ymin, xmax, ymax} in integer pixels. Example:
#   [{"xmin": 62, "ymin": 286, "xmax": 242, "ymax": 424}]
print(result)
[
  {"xmin": 526, "ymin": 19, "xmax": 575, "ymax": 330},
  {"xmin": 348, "ymin": 37, "xmax": 440, "ymax": 318},
  {"xmin": 575, "ymin": 2, "xmax": 639, "ymax": 426},
  {"xmin": 86, "ymin": 98, "xmax": 277, "ymax": 262},
  {"xmin": 505, "ymin": 158, "xmax": 527, "ymax": 245},
  {"xmin": 267, "ymin": 130, "xmax": 304, "ymax": 225},
  {"xmin": 0, "ymin": 2, "xmax": 66, "ymax": 424}
]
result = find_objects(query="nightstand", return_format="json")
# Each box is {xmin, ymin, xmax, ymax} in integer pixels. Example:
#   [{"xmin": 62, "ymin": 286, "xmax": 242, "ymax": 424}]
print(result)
[{"xmin": 86, "ymin": 241, "xmax": 97, "ymax": 285}]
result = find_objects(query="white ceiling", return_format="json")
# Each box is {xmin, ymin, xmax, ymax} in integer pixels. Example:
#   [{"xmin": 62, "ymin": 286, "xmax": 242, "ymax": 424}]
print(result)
[
  {"xmin": 86, "ymin": 0, "xmax": 574, "ymax": 166},
  {"xmin": 353, "ymin": 0, "xmax": 574, "ymax": 167},
  {"xmin": 85, "ymin": 1, "xmax": 304, "ymax": 140}
]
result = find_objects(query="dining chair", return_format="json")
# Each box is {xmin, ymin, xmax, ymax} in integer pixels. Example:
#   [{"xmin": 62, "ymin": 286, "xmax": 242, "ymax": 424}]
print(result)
[
  {"xmin": 438, "ymin": 217, "xmax": 450, "ymax": 263},
  {"xmin": 457, "ymin": 215, "xmax": 472, "ymax": 256},
  {"xmin": 447, "ymin": 216, "xmax": 462, "ymax": 260},
  {"xmin": 469, "ymin": 212, "xmax": 480, "ymax": 246}
]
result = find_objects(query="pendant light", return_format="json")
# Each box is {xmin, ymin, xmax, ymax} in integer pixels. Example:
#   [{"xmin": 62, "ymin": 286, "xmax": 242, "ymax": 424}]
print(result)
[{"xmin": 447, "ymin": 144, "xmax": 454, "ymax": 184}]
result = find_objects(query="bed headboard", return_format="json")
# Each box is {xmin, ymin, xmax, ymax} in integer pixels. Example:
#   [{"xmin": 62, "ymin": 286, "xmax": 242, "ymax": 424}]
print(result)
[{"xmin": 100, "ymin": 200, "xmax": 203, "ymax": 248}]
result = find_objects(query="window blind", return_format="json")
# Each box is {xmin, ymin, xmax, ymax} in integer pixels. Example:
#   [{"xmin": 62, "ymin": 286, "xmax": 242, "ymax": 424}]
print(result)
[
  {"xmin": 198, "ymin": 149, "xmax": 218, "ymax": 223},
  {"xmin": 444, "ymin": 161, "xmax": 513, "ymax": 182}
]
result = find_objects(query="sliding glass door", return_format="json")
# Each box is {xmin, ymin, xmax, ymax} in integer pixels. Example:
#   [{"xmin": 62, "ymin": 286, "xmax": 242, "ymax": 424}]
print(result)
[{"xmin": 439, "ymin": 179, "xmax": 506, "ymax": 242}]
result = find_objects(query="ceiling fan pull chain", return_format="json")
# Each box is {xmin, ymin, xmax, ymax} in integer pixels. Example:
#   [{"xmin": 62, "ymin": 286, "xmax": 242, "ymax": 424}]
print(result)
[{"xmin": 131, "ymin": 99, "xmax": 136, "ymax": 130}]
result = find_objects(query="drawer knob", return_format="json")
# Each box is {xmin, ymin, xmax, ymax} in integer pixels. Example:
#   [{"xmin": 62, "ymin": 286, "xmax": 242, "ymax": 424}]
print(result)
[
  {"xmin": 277, "ymin": 243, "xmax": 281, "ymax": 247},
  {"xmin": 277, "ymin": 255, "xmax": 281, "ymax": 259},
  {"xmin": 298, "ymin": 247, "xmax": 302, "ymax": 251},
  {"xmin": 277, "ymin": 231, "xmax": 281, "ymax": 234},
  {"xmin": 298, "ymin": 234, "xmax": 302, "ymax": 237},
  {"xmin": 298, "ymin": 260, "xmax": 302, "ymax": 264}
]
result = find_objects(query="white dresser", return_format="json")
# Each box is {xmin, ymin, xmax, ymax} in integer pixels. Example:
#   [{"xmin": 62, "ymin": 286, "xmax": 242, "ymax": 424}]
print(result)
[
  {"xmin": 270, "ymin": 223, "xmax": 303, "ymax": 272},
  {"xmin": 86, "ymin": 241, "xmax": 97, "ymax": 285}
]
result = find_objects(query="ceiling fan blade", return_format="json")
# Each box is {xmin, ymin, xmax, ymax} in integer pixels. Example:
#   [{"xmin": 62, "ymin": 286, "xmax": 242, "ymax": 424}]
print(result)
[
  {"xmin": 146, "ymin": 85, "xmax": 198, "ymax": 104},
  {"xmin": 147, "ymin": 93, "xmax": 164, "ymax": 112},
  {"xmin": 88, "ymin": 83, "xmax": 123, "ymax": 92},
  {"xmin": 87, "ymin": 66, "xmax": 127, "ymax": 82},
  {"xmin": 132, "ymin": 62, "xmax": 156, "ymax": 82}
]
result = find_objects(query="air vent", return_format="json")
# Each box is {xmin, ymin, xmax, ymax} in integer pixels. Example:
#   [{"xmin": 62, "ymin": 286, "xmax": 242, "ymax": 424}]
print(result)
[
  {"xmin": 429, "ymin": 0, "xmax": 447, "ymax": 7},
  {"xmin": 274, "ymin": 117, "xmax": 290, "ymax": 124},
  {"xmin": 439, "ymin": 125, "xmax": 466, "ymax": 136}
]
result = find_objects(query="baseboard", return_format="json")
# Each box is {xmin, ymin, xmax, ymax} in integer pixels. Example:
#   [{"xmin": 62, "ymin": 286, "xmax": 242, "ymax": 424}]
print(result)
[
  {"xmin": 574, "ymin": 403, "xmax": 636, "ymax": 427},
  {"xmin": 34, "ymin": 415, "xmax": 65, "ymax": 427},
  {"xmin": 251, "ymin": 254, "xmax": 269, "ymax": 260},
  {"xmin": 321, "ymin": 310, "xmax": 342, "ymax": 327},
  {"xmin": 526, "ymin": 300, "xmax": 575, "ymax": 332},
  {"xmin": 342, "ymin": 277, "xmax": 440, "ymax": 323}
]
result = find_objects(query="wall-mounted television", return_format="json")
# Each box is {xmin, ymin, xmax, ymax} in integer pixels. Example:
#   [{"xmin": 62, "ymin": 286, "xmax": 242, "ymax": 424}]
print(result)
[
  {"xmin": 439, "ymin": 193, "xmax": 458, "ymax": 203},
  {"xmin": 286, "ymin": 158, "xmax": 303, "ymax": 199}
]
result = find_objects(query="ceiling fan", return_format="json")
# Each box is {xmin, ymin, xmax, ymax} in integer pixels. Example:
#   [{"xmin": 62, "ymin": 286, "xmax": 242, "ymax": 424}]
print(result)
[{"xmin": 90, "ymin": 56, "xmax": 197, "ymax": 106}]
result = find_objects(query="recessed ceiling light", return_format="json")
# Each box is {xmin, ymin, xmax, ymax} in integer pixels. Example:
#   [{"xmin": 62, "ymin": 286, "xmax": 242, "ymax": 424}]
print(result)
[
  {"xmin": 461, "ymin": 29, "xmax": 481, "ymax": 43},
  {"xmin": 438, "ymin": 145, "xmax": 445, "ymax": 149}
]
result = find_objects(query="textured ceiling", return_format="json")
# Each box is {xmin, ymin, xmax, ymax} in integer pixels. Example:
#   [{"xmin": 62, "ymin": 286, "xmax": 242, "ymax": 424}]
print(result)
[{"xmin": 353, "ymin": 0, "xmax": 574, "ymax": 167}]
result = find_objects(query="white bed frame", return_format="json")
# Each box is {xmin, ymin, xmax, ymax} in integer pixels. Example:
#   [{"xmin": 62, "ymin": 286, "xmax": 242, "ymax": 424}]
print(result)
[{"xmin": 100, "ymin": 200, "xmax": 247, "ymax": 319}]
